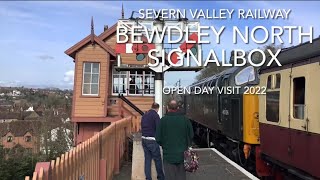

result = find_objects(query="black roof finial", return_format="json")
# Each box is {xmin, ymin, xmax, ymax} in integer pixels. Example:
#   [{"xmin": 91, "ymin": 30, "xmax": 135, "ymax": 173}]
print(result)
[
  {"xmin": 91, "ymin": 16, "xmax": 94, "ymax": 44},
  {"xmin": 121, "ymin": 3, "xmax": 124, "ymax": 19}
]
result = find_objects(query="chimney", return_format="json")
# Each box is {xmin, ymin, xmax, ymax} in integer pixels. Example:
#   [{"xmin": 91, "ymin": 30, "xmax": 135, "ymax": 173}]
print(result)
[{"xmin": 104, "ymin": 25, "xmax": 108, "ymax": 31}]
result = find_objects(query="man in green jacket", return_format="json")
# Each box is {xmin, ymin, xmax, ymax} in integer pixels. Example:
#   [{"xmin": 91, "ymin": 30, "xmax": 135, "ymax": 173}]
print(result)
[{"xmin": 156, "ymin": 100, "xmax": 194, "ymax": 180}]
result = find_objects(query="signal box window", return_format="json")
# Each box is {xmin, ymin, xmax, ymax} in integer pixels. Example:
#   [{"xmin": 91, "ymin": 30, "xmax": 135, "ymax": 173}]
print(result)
[
  {"xmin": 82, "ymin": 62, "xmax": 100, "ymax": 96},
  {"xmin": 293, "ymin": 77, "xmax": 305, "ymax": 119},
  {"xmin": 113, "ymin": 68, "xmax": 127, "ymax": 94},
  {"xmin": 112, "ymin": 66, "xmax": 155, "ymax": 96},
  {"xmin": 129, "ymin": 70, "xmax": 143, "ymax": 95},
  {"xmin": 266, "ymin": 74, "xmax": 280, "ymax": 122},
  {"xmin": 144, "ymin": 71, "xmax": 155, "ymax": 95}
]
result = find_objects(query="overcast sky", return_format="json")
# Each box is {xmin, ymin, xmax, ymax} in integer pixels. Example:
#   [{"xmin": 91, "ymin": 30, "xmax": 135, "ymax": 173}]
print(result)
[{"xmin": 0, "ymin": 1, "xmax": 319, "ymax": 89}]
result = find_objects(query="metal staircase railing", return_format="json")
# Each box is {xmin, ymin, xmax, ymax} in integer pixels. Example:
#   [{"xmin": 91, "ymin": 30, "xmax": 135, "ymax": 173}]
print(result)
[{"xmin": 118, "ymin": 94, "xmax": 144, "ymax": 115}]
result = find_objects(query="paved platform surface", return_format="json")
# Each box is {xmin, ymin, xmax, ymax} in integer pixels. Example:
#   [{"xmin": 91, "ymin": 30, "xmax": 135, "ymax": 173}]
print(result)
[{"xmin": 114, "ymin": 148, "xmax": 259, "ymax": 180}]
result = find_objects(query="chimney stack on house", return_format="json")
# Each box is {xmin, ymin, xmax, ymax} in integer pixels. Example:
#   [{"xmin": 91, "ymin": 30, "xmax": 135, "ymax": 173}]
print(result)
[{"xmin": 104, "ymin": 25, "xmax": 108, "ymax": 32}]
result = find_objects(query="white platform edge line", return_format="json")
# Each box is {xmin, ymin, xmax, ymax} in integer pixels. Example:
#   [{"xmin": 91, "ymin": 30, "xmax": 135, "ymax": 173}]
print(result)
[
  {"xmin": 193, "ymin": 148, "xmax": 259, "ymax": 180},
  {"xmin": 210, "ymin": 148, "xmax": 259, "ymax": 180}
]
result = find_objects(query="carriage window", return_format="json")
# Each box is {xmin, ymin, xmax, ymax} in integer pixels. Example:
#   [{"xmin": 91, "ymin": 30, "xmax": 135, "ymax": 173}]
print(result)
[
  {"xmin": 266, "ymin": 74, "xmax": 280, "ymax": 122},
  {"xmin": 275, "ymin": 74, "xmax": 281, "ymax": 89},
  {"xmin": 293, "ymin": 77, "xmax": 305, "ymax": 119},
  {"xmin": 266, "ymin": 91, "xmax": 280, "ymax": 122},
  {"xmin": 267, "ymin": 75, "xmax": 272, "ymax": 89}
]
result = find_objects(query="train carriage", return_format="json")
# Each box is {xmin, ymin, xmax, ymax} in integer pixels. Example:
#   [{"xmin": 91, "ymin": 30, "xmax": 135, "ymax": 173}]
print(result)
[{"xmin": 259, "ymin": 37, "xmax": 320, "ymax": 179}]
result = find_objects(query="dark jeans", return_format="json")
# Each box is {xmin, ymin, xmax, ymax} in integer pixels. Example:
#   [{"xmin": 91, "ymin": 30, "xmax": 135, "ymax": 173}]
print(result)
[
  {"xmin": 163, "ymin": 160, "xmax": 186, "ymax": 180},
  {"xmin": 142, "ymin": 139, "xmax": 165, "ymax": 180}
]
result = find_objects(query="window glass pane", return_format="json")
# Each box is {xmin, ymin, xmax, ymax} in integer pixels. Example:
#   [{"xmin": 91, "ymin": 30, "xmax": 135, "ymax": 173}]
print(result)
[
  {"xmin": 143, "ymin": 72, "xmax": 154, "ymax": 94},
  {"xmin": 91, "ymin": 84, "xmax": 99, "ymax": 95},
  {"xmin": 266, "ymin": 91, "xmax": 280, "ymax": 122},
  {"xmin": 293, "ymin": 77, "xmax": 305, "ymax": 119},
  {"xmin": 82, "ymin": 62, "xmax": 100, "ymax": 95},
  {"xmin": 113, "ymin": 84, "xmax": 119, "ymax": 93},
  {"xmin": 112, "ymin": 66, "xmax": 128, "ymax": 95},
  {"xmin": 83, "ymin": 84, "xmax": 90, "ymax": 94},
  {"xmin": 235, "ymin": 66, "xmax": 255, "ymax": 85},
  {"xmin": 121, "ymin": 75, "xmax": 127, "ymax": 84},
  {"xmin": 84, "ymin": 63, "xmax": 91, "ymax": 73},
  {"xmin": 119, "ymin": 84, "xmax": 126, "ymax": 93},
  {"xmin": 144, "ymin": 84, "xmax": 150, "ymax": 94},
  {"xmin": 92, "ymin": 74, "xmax": 99, "ymax": 83},
  {"xmin": 275, "ymin": 74, "xmax": 281, "ymax": 89},
  {"xmin": 7, "ymin": 136, "xmax": 13, "ymax": 142},
  {"xmin": 84, "ymin": 74, "xmax": 91, "ymax": 83},
  {"xmin": 267, "ymin": 75, "xmax": 272, "ymax": 89},
  {"xmin": 92, "ymin": 63, "xmax": 99, "ymax": 73}
]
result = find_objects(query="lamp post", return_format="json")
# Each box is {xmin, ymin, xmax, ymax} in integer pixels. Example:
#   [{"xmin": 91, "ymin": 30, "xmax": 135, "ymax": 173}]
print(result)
[{"xmin": 153, "ymin": 14, "xmax": 165, "ymax": 117}]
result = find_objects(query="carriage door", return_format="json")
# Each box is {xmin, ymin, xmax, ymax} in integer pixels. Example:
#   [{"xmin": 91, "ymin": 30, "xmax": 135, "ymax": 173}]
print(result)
[
  {"xmin": 289, "ymin": 65, "xmax": 309, "ymax": 167},
  {"xmin": 219, "ymin": 75, "xmax": 232, "ymax": 136}
]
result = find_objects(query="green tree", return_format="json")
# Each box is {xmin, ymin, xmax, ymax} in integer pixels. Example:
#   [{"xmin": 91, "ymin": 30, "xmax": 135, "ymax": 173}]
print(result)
[
  {"xmin": 196, "ymin": 44, "xmax": 282, "ymax": 81},
  {"xmin": 0, "ymin": 145, "xmax": 37, "ymax": 180},
  {"xmin": 196, "ymin": 63, "xmax": 229, "ymax": 81},
  {"xmin": 250, "ymin": 44, "xmax": 283, "ymax": 65}
]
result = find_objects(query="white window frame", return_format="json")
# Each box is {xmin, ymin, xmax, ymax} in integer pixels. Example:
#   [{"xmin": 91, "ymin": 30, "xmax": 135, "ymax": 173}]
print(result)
[
  {"xmin": 112, "ymin": 69, "xmax": 128, "ymax": 96},
  {"xmin": 128, "ymin": 70, "xmax": 144, "ymax": 96},
  {"xmin": 143, "ymin": 71, "xmax": 155, "ymax": 96},
  {"xmin": 82, "ymin": 62, "xmax": 100, "ymax": 96},
  {"xmin": 111, "ymin": 66, "xmax": 155, "ymax": 96}
]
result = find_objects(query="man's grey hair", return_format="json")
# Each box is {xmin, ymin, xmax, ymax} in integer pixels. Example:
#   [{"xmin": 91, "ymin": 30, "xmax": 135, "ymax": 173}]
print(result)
[{"xmin": 168, "ymin": 100, "xmax": 178, "ymax": 110}]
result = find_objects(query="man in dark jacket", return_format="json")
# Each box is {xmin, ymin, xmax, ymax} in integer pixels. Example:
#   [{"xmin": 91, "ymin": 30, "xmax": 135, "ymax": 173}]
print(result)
[
  {"xmin": 156, "ymin": 100, "xmax": 194, "ymax": 180},
  {"xmin": 141, "ymin": 103, "xmax": 164, "ymax": 180}
]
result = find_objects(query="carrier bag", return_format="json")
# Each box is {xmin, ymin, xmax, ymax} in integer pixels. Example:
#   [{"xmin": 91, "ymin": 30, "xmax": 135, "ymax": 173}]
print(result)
[{"xmin": 184, "ymin": 147, "xmax": 199, "ymax": 172}]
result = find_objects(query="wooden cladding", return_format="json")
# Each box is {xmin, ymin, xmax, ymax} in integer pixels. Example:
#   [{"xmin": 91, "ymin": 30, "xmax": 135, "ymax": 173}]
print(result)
[
  {"xmin": 107, "ymin": 96, "xmax": 154, "ymax": 117},
  {"xmin": 26, "ymin": 116, "xmax": 140, "ymax": 180},
  {"xmin": 74, "ymin": 44, "xmax": 110, "ymax": 117}
]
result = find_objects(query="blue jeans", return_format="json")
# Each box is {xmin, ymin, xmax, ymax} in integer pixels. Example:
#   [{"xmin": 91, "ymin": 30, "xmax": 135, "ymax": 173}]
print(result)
[{"xmin": 142, "ymin": 139, "xmax": 165, "ymax": 180}]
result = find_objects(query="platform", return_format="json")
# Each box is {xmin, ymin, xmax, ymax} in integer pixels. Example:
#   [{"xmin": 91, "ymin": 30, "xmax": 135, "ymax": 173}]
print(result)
[
  {"xmin": 187, "ymin": 148, "xmax": 259, "ymax": 180},
  {"xmin": 114, "ymin": 136, "xmax": 258, "ymax": 180}
]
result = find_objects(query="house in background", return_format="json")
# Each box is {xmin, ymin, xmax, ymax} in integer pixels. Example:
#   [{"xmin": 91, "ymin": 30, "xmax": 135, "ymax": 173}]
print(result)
[
  {"xmin": 0, "ymin": 121, "xmax": 41, "ymax": 154},
  {"xmin": 65, "ymin": 8, "xmax": 155, "ymax": 145},
  {"xmin": 0, "ymin": 112, "xmax": 20, "ymax": 123}
]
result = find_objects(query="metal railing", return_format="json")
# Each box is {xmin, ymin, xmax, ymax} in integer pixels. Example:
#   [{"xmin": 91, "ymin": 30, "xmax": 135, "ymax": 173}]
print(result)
[{"xmin": 118, "ymin": 94, "xmax": 145, "ymax": 116}]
